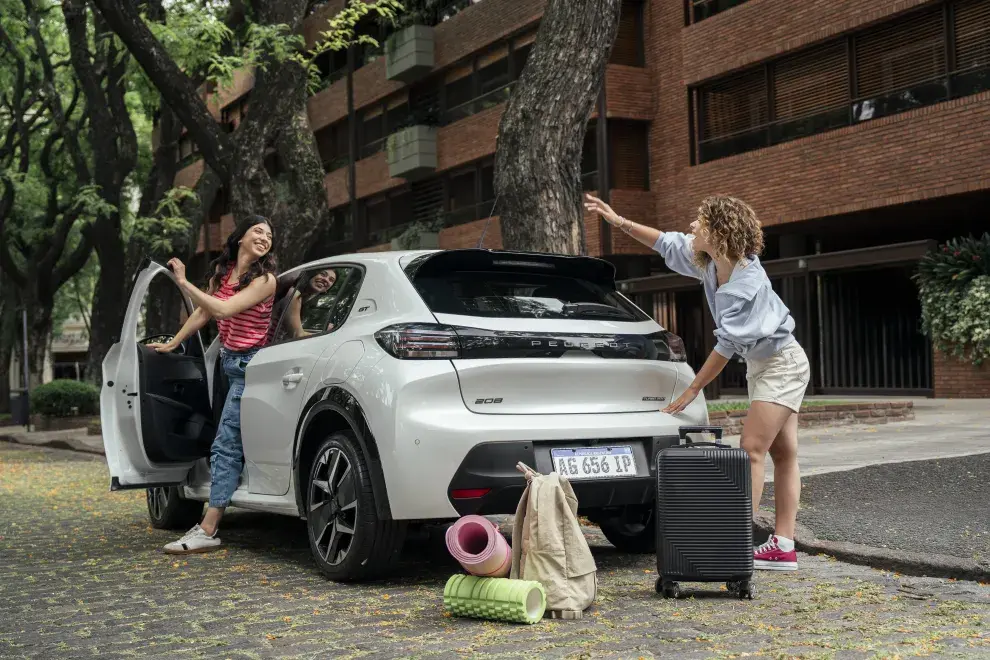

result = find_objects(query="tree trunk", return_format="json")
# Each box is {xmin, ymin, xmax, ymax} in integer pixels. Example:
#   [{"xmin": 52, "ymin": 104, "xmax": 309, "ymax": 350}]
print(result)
[
  {"xmin": 26, "ymin": 306, "xmax": 52, "ymax": 388},
  {"xmin": 85, "ymin": 214, "xmax": 128, "ymax": 385},
  {"xmin": 0, "ymin": 287, "xmax": 17, "ymax": 413},
  {"xmin": 494, "ymin": 0, "xmax": 621, "ymax": 255},
  {"xmin": 272, "ymin": 110, "xmax": 332, "ymax": 261}
]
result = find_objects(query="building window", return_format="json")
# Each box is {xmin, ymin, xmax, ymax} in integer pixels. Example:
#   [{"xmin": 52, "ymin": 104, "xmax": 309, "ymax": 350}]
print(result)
[
  {"xmin": 313, "ymin": 47, "xmax": 349, "ymax": 92},
  {"xmin": 220, "ymin": 94, "xmax": 250, "ymax": 133},
  {"xmin": 328, "ymin": 208, "xmax": 354, "ymax": 244},
  {"xmin": 176, "ymin": 132, "xmax": 201, "ymax": 166},
  {"xmin": 447, "ymin": 167, "xmax": 479, "ymax": 226},
  {"xmin": 315, "ymin": 121, "xmax": 349, "ymax": 173},
  {"xmin": 357, "ymin": 95, "xmax": 410, "ymax": 159},
  {"xmin": 438, "ymin": 34, "xmax": 536, "ymax": 125},
  {"xmin": 581, "ymin": 121, "xmax": 599, "ymax": 191},
  {"xmin": 363, "ymin": 187, "xmax": 417, "ymax": 245},
  {"xmin": 687, "ymin": 0, "xmax": 750, "ymax": 25},
  {"xmin": 609, "ymin": 120, "xmax": 650, "ymax": 190},
  {"xmin": 611, "ymin": 0, "xmax": 645, "ymax": 67},
  {"xmin": 693, "ymin": 0, "xmax": 990, "ymax": 163}
]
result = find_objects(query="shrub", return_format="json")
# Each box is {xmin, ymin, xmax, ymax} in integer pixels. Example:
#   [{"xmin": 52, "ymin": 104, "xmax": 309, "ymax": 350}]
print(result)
[
  {"xmin": 915, "ymin": 233, "xmax": 990, "ymax": 365},
  {"xmin": 30, "ymin": 379, "xmax": 100, "ymax": 417}
]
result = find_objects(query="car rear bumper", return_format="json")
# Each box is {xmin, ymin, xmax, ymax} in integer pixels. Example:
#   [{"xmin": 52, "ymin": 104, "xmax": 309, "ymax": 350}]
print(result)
[
  {"xmin": 445, "ymin": 436, "xmax": 682, "ymax": 516},
  {"xmin": 381, "ymin": 387, "xmax": 710, "ymax": 520}
]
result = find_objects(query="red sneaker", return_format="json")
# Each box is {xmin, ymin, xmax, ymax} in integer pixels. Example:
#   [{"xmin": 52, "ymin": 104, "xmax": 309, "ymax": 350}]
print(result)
[{"xmin": 754, "ymin": 536, "xmax": 798, "ymax": 571}]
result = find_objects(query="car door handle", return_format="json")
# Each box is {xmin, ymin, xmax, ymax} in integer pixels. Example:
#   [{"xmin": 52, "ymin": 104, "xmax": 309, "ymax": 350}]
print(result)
[{"xmin": 282, "ymin": 371, "xmax": 304, "ymax": 386}]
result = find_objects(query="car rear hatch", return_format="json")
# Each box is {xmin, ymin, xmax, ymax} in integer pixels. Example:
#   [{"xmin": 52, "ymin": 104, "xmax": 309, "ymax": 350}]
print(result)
[{"xmin": 380, "ymin": 250, "xmax": 686, "ymax": 415}]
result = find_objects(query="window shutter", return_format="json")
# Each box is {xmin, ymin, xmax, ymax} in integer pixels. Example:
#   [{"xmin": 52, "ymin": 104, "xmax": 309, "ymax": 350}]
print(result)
[
  {"xmin": 701, "ymin": 70, "xmax": 767, "ymax": 140},
  {"xmin": 955, "ymin": 0, "xmax": 990, "ymax": 71},
  {"xmin": 855, "ymin": 9, "xmax": 945, "ymax": 98},
  {"xmin": 773, "ymin": 43, "xmax": 849, "ymax": 120}
]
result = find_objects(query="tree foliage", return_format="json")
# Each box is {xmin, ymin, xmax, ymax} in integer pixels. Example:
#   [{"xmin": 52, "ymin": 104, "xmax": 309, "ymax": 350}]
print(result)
[{"xmin": 916, "ymin": 233, "xmax": 990, "ymax": 365}]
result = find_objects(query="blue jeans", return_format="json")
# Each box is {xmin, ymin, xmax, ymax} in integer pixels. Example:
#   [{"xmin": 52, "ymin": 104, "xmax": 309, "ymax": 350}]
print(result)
[{"xmin": 209, "ymin": 348, "xmax": 258, "ymax": 508}]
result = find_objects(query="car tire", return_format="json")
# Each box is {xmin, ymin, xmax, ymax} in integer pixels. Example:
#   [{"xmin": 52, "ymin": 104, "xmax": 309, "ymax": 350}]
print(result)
[
  {"xmin": 146, "ymin": 486, "xmax": 204, "ymax": 530},
  {"xmin": 598, "ymin": 506, "xmax": 656, "ymax": 554},
  {"xmin": 305, "ymin": 431, "xmax": 407, "ymax": 582}
]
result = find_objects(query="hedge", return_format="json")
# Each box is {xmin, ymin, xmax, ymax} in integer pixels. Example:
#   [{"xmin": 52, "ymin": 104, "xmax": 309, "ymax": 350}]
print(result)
[{"xmin": 30, "ymin": 379, "xmax": 100, "ymax": 417}]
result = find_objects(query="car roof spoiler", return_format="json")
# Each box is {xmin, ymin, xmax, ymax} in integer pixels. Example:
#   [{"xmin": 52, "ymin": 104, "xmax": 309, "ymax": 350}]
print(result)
[{"xmin": 405, "ymin": 248, "xmax": 618, "ymax": 288}]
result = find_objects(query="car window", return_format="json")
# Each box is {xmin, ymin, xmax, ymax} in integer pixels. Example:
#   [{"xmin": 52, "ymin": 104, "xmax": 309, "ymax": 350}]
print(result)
[
  {"xmin": 410, "ymin": 268, "xmax": 649, "ymax": 321},
  {"xmin": 269, "ymin": 266, "xmax": 363, "ymax": 344}
]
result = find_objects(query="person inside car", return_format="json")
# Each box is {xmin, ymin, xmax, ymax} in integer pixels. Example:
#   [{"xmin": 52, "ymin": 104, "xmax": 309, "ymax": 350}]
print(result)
[
  {"xmin": 584, "ymin": 193, "xmax": 810, "ymax": 572},
  {"xmin": 148, "ymin": 215, "xmax": 279, "ymax": 555},
  {"xmin": 285, "ymin": 268, "xmax": 338, "ymax": 338}
]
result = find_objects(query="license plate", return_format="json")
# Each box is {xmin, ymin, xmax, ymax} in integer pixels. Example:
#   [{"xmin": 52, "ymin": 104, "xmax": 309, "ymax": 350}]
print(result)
[{"xmin": 550, "ymin": 446, "xmax": 637, "ymax": 480}]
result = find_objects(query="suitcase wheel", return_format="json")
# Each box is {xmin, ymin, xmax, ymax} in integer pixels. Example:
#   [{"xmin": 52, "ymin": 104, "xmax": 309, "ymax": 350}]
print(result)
[
  {"xmin": 727, "ymin": 580, "xmax": 755, "ymax": 600},
  {"xmin": 655, "ymin": 578, "xmax": 680, "ymax": 599}
]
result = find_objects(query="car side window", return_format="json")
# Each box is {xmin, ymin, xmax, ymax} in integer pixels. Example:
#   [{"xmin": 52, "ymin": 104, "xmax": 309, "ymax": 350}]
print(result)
[{"xmin": 270, "ymin": 266, "xmax": 362, "ymax": 344}]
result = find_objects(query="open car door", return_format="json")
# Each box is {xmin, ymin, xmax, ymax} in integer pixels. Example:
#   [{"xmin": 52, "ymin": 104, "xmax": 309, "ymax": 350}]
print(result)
[{"xmin": 101, "ymin": 261, "xmax": 215, "ymax": 490}]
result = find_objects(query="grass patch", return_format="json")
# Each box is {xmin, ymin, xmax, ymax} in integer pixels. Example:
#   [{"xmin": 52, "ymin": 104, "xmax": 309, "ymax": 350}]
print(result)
[{"xmin": 707, "ymin": 400, "xmax": 847, "ymax": 413}]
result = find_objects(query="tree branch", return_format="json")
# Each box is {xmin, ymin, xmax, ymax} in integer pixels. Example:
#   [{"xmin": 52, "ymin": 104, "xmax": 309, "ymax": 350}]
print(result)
[
  {"xmin": 21, "ymin": 0, "xmax": 91, "ymax": 184},
  {"xmin": 53, "ymin": 227, "xmax": 93, "ymax": 291},
  {"xmin": 88, "ymin": 0, "xmax": 234, "ymax": 181}
]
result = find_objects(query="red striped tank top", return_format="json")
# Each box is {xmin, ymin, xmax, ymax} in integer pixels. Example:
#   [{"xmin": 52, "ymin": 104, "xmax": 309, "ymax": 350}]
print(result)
[{"xmin": 213, "ymin": 268, "xmax": 274, "ymax": 351}]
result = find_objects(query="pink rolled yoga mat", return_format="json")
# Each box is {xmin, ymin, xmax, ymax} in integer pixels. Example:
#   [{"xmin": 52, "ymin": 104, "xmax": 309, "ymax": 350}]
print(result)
[{"xmin": 445, "ymin": 515, "xmax": 511, "ymax": 578}]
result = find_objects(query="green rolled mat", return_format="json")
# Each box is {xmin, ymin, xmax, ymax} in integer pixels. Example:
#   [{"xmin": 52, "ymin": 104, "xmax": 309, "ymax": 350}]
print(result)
[{"xmin": 443, "ymin": 574, "xmax": 547, "ymax": 624}]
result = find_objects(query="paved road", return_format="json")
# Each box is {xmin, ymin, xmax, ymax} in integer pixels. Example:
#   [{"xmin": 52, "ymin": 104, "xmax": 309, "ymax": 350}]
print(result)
[
  {"xmin": 2, "ymin": 443, "xmax": 989, "ymax": 659},
  {"xmin": 761, "ymin": 453, "xmax": 990, "ymax": 564},
  {"xmin": 724, "ymin": 399, "xmax": 990, "ymax": 481}
]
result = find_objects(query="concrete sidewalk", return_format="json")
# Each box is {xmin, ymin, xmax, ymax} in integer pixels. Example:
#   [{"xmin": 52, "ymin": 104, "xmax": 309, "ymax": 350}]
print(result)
[
  {"xmin": 0, "ymin": 426, "xmax": 104, "ymax": 455},
  {"xmin": 723, "ymin": 399, "xmax": 990, "ymax": 480}
]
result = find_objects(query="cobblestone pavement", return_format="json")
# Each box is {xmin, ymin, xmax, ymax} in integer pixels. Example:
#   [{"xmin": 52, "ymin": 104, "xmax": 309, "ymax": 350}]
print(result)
[{"xmin": 2, "ymin": 443, "xmax": 989, "ymax": 659}]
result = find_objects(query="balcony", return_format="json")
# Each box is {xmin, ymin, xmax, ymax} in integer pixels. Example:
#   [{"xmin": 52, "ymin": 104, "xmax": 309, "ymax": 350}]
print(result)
[
  {"xmin": 386, "ymin": 125, "xmax": 438, "ymax": 180},
  {"xmin": 385, "ymin": 25, "xmax": 436, "ymax": 83}
]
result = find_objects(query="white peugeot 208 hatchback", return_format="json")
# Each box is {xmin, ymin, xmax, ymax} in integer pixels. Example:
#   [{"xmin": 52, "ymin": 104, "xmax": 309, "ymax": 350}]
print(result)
[{"xmin": 101, "ymin": 248, "xmax": 710, "ymax": 581}]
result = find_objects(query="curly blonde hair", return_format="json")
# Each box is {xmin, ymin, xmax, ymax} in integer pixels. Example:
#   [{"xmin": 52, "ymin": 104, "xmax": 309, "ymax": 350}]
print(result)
[{"xmin": 692, "ymin": 195, "xmax": 765, "ymax": 268}]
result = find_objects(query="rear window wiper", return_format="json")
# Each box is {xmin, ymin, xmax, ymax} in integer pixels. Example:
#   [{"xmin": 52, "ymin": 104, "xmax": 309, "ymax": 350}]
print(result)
[{"xmin": 562, "ymin": 303, "xmax": 635, "ymax": 321}]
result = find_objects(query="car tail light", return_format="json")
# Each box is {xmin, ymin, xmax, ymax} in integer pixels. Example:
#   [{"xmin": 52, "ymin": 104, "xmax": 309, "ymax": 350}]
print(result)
[
  {"xmin": 664, "ymin": 331, "xmax": 687, "ymax": 362},
  {"xmin": 375, "ymin": 323, "xmax": 460, "ymax": 359},
  {"xmin": 376, "ymin": 324, "xmax": 688, "ymax": 362}
]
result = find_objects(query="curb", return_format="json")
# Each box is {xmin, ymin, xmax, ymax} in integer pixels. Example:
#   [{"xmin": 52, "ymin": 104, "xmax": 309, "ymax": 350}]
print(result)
[
  {"xmin": 753, "ymin": 512, "xmax": 990, "ymax": 583},
  {"xmin": 0, "ymin": 432, "xmax": 105, "ymax": 456}
]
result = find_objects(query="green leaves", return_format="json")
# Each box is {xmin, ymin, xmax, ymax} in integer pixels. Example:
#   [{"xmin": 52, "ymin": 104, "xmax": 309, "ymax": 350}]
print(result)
[
  {"xmin": 130, "ymin": 187, "xmax": 196, "ymax": 254},
  {"xmin": 916, "ymin": 233, "xmax": 990, "ymax": 365}
]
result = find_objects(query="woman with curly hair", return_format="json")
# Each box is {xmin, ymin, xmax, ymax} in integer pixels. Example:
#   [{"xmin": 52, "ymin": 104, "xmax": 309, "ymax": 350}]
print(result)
[{"xmin": 585, "ymin": 193, "xmax": 810, "ymax": 571}]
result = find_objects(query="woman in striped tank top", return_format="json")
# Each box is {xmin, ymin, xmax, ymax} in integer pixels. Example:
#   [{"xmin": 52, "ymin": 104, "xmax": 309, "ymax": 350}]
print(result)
[{"xmin": 150, "ymin": 215, "xmax": 278, "ymax": 555}]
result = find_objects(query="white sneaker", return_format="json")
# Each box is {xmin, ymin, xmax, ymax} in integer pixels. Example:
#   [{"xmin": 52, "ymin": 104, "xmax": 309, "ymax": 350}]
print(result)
[{"xmin": 163, "ymin": 524, "xmax": 221, "ymax": 555}]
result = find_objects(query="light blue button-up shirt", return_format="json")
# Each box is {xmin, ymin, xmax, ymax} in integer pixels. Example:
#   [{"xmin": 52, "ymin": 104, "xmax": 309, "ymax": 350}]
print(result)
[{"xmin": 653, "ymin": 232, "xmax": 796, "ymax": 361}]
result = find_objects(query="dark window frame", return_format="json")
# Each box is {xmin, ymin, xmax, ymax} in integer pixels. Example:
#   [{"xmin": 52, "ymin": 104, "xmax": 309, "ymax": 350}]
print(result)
[
  {"xmin": 686, "ymin": 0, "xmax": 751, "ymax": 25},
  {"xmin": 268, "ymin": 264, "xmax": 367, "ymax": 347},
  {"xmin": 691, "ymin": 0, "xmax": 988, "ymax": 163},
  {"xmin": 357, "ymin": 94, "xmax": 410, "ymax": 159}
]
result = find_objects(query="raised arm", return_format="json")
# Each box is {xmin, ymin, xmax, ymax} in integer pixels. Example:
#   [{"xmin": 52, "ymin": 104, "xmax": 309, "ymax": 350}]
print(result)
[
  {"xmin": 168, "ymin": 258, "xmax": 276, "ymax": 320},
  {"xmin": 584, "ymin": 194, "xmax": 662, "ymax": 248},
  {"xmin": 584, "ymin": 194, "xmax": 702, "ymax": 280}
]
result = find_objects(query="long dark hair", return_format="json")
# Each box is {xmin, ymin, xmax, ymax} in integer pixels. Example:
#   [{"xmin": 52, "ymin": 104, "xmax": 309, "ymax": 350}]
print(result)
[{"xmin": 207, "ymin": 215, "xmax": 278, "ymax": 293}]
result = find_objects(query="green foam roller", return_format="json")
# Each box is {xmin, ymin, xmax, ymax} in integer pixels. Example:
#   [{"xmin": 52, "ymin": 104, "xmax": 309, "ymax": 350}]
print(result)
[{"xmin": 443, "ymin": 574, "xmax": 546, "ymax": 624}]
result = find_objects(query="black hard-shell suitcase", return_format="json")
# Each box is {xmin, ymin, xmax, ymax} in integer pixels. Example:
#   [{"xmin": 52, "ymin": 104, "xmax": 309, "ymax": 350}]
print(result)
[{"xmin": 654, "ymin": 425, "xmax": 754, "ymax": 599}]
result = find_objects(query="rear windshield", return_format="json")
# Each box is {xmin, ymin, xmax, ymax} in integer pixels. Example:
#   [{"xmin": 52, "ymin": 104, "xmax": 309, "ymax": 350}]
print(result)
[{"xmin": 410, "ymin": 268, "xmax": 650, "ymax": 321}]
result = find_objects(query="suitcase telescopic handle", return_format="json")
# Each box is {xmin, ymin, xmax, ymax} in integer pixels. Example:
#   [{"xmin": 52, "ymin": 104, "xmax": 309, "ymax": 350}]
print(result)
[{"xmin": 678, "ymin": 425, "xmax": 728, "ymax": 448}]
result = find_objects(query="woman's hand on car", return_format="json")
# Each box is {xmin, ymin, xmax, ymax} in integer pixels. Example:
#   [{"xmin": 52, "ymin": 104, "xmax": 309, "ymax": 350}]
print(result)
[
  {"xmin": 146, "ymin": 342, "xmax": 178, "ymax": 353},
  {"xmin": 167, "ymin": 257, "xmax": 187, "ymax": 285},
  {"xmin": 584, "ymin": 194, "xmax": 623, "ymax": 227},
  {"xmin": 662, "ymin": 385, "xmax": 700, "ymax": 415}
]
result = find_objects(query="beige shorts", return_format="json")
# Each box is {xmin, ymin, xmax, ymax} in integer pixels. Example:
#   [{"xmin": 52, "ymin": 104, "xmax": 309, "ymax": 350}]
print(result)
[{"xmin": 746, "ymin": 341, "xmax": 811, "ymax": 413}]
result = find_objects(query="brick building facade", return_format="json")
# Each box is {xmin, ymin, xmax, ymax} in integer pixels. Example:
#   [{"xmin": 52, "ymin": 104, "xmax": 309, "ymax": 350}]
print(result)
[{"xmin": 172, "ymin": 0, "xmax": 990, "ymax": 397}]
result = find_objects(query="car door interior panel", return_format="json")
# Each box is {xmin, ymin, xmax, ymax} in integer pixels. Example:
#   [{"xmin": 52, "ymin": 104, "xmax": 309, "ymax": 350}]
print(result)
[{"xmin": 138, "ymin": 344, "xmax": 214, "ymax": 463}]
